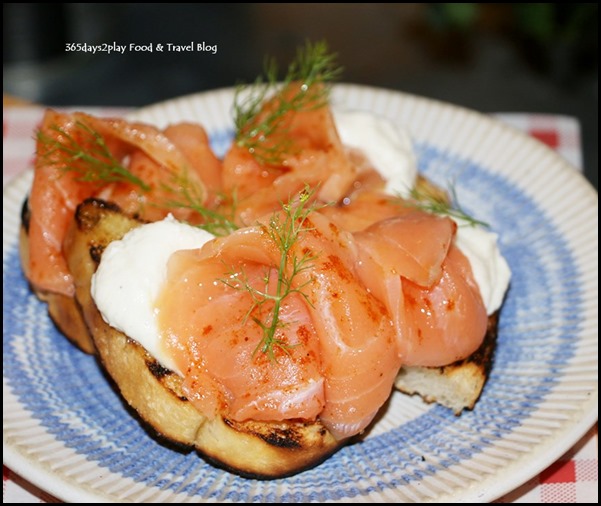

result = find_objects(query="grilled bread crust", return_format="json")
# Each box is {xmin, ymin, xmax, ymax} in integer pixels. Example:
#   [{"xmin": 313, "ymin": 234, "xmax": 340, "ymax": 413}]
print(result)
[{"xmin": 60, "ymin": 198, "xmax": 342, "ymax": 479}]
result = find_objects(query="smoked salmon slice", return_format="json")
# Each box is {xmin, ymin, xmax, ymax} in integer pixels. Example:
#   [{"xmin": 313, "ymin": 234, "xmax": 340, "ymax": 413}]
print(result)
[
  {"xmin": 27, "ymin": 110, "xmax": 222, "ymax": 296},
  {"xmin": 399, "ymin": 244, "xmax": 488, "ymax": 366},
  {"xmin": 29, "ymin": 111, "xmax": 108, "ymax": 296},
  {"xmin": 156, "ymin": 229, "xmax": 325, "ymax": 423},
  {"xmin": 291, "ymin": 212, "xmax": 403, "ymax": 439},
  {"xmin": 222, "ymin": 82, "xmax": 358, "ymax": 226},
  {"xmin": 163, "ymin": 122, "xmax": 223, "ymax": 204},
  {"xmin": 156, "ymin": 209, "xmax": 405, "ymax": 440},
  {"xmin": 352, "ymin": 212, "xmax": 486, "ymax": 366},
  {"xmin": 355, "ymin": 212, "xmax": 456, "ymax": 289},
  {"xmin": 319, "ymin": 190, "xmax": 406, "ymax": 233}
]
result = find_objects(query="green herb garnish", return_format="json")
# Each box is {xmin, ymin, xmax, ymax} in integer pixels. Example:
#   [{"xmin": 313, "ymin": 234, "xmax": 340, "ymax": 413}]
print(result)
[
  {"xmin": 233, "ymin": 40, "xmax": 342, "ymax": 165},
  {"xmin": 39, "ymin": 120, "xmax": 238, "ymax": 235},
  {"xmin": 161, "ymin": 174, "xmax": 239, "ymax": 236},
  {"xmin": 222, "ymin": 186, "xmax": 318, "ymax": 361},
  {"xmin": 408, "ymin": 181, "xmax": 489, "ymax": 228},
  {"xmin": 37, "ymin": 121, "xmax": 150, "ymax": 191}
]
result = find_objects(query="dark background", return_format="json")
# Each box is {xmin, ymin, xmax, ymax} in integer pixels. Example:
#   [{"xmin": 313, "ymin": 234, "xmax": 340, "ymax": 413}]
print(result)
[{"xmin": 3, "ymin": 3, "xmax": 598, "ymax": 189}]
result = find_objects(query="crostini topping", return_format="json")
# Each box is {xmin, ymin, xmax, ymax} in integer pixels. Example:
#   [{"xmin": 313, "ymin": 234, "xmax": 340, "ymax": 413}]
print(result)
[
  {"xmin": 234, "ymin": 40, "xmax": 342, "ymax": 165},
  {"xmin": 220, "ymin": 187, "xmax": 321, "ymax": 361},
  {"xmin": 91, "ymin": 215, "xmax": 215, "ymax": 375},
  {"xmin": 31, "ymin": 44, "xmax": 512, "ymax": 441}
]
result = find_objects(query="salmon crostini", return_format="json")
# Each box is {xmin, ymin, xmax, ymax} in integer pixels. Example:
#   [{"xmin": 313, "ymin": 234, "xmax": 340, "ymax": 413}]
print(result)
[{"xmin": 19, "ymin": 42, "xmax": 509, "ymax": 477}]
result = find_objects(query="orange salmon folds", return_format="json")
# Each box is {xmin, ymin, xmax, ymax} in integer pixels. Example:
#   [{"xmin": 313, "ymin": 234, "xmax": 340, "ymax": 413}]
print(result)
[
  {"xmin": 27, "ymin": 110, "xmax": 221, "ymax": 296},
  {"xmin": 28, "ymin": 80, "xmax": 489, "ymax": 439},
  {"xmin": 156, "ymin": 247, "xmax": 326, "ymax": 422}
]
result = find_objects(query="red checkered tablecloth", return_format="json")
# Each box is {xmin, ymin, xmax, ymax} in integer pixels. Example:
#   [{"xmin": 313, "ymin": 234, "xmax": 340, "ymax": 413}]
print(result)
[{"xmin": 2, "ymin": 105, "xmax": 598, "ymax": 503}]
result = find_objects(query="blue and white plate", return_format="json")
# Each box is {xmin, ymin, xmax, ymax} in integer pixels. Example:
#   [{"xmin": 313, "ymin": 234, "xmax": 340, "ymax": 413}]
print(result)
[{"xmin": 3, "ymin": 85, "xmax": 598, "ymax": 502}]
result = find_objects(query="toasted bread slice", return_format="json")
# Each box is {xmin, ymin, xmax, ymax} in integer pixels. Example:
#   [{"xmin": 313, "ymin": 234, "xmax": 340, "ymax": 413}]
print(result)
[
  {"xmin": 62, "ymin": 198, "xmax": 342, "ymax": 478},
  {"xmin": 394, "ymin": 313, "xmax": 498, "ymax": 414}
]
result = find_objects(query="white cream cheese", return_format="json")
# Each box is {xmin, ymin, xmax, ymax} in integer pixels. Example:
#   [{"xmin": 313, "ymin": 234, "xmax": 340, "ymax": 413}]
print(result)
[
  {"xmin": 332, "ymin": 110, "xmax": 510, "ymax": 314},
  {"xmin": 455, "ymin": 223, "xmax": 511, "ymax": 314},
  {"xmin": 91, "ymin": 216, "xmax": 214, "ymax": 374},
  {"xmin": 333, "ymin": 109, "xmax": 418, "ymax": 198}
]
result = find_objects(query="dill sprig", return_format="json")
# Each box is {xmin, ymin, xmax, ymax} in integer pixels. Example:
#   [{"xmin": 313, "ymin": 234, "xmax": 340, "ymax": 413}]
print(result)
[
  {"xmin": 408, "ymin": 181, "xmax": 489, "ymax": 228},
  {"xmin": 222, "ymin": 187, "xmax": 318, "ymax": 361},
  {"xmin": 39, "ymin": 120, "xmax": 238, "ymax": 235},
  {"xmin": 233, "ymin": 40, "xmax": 342, "ymax": 165},
  {"xmin": 37, "ymin": 121, "xmax": 150, "ymax": 191},
  {"xmin": 160, "ymin": 175, "xmax": 238, "ymax": 236}
]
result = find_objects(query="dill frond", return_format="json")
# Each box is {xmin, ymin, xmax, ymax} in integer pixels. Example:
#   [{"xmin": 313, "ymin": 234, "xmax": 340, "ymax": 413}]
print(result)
[
  {"xmin": 37, "ymin": 121, "xmax": 150, "ymax": 191},
  {"xmin": 39, "ymin": 120, "xmax": 238, "ymax": 235},
  {"xmin": 222, "ymin": 186, "xmax": 319, "ymax": 361},
  {"xmin": 233, "ymin": 40, "xmax": 342, "ymax": 165},
  {"xmin": 160, "ymin": 174, "xmax": 238, "ymax": 236},
  {"xmin": 408, "ymin": 181, "xmax": 489, "ymax": 228}
]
